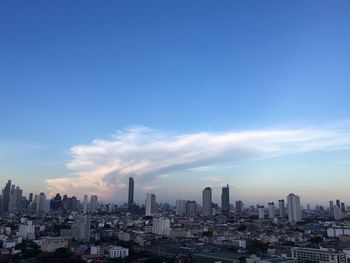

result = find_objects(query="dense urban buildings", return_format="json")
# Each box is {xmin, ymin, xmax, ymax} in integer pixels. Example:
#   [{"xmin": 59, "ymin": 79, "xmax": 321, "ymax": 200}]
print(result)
[{"xmin": 1, "ymin": 178, "xmax": 350, "ymax": 262}]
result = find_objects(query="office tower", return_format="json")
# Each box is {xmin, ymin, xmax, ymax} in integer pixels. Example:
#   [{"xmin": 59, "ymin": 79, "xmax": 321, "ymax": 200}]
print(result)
[
  {"xmin": 62, "ymin": 195, "xmax": 69, "ymax": 210},
  {"xmin": 145, "ymin": 193, "xmax": 156, "ymax": 216},
  {"xmin": 185, "ymin": 200, "xmax": 197, "ymax": 218},
  {"xmin": 221, "ymin": 184, "xmax": 230, "ymax": 215},
  {"xmin": 333, "ymin": 205, "xmax": 345, "ymax": 220},
  {"xmin": 336, "ymin": 199, "xmax": 341, "ymax": 208},
  {"xmin": 278, "ymin": 199, "xmax": 285, "ymax": 218},
  {"xmin": 90, "ymin": 195, "xmax": 98, "ymax": 213},
  {"xmin": 71, "ymin": 196, "xmax": 78, "ymax": 211},
  {"xmin": 83, "ymin": 195, "xmax": 88, "ymax": 214},
  {"xmin": 202, "ymin": 187, "xmax": 212, "ymax": 217},
  {"xmin": 1, "ymin": 180, "xmax": 11, "ymax": 213},
  {"xmin": 0, "ymin": 195, "xmax": 3, "ymax": 213},
  {"xmin": 28, "ymin": 193, "xmax": 33, "ymax": 203},
  {"xmin": 37, "ymin": 192, "xmax": 46, "ymax": 213},
  {"xmin": 128, "ymin": 177, "xmax": 134, "ymax": 209},
  {"xmin": 341, "ymin": 202, "xmax": 346, "ymax": 213},
  {"xmin": 287, "ymin": 193, "xmax": 301, "ymax": 223},
  {"xmin": 235, "ymin": 200, "xmax": 243, "ymax": 213},
  {"xmin": 329, "ymin": 201, "xmax": 334, "ymax": 216},
  {"xmin": 258, "ymin": 205, "xmax": 265, "ymax": 219},
  {"xmin": 51, "ymin": 193, "xmax": 62, "ymax": 210},
  {"xmin": 9, "ymin": 186, "xmax": 22, "ymax": 211},
  {"xmin": 72, "ymin": 214, "xmax": 91, "ymax": 243},
  {"xmin": 268, "ymin": 202, "xmax": 275, "ymax": 219},
  {"xmin": 176, "ymin": 200, "xmax": 187, "ymax": 216},
  {"xmin": 152, "ymin": 217, "xmax": 171, "ymax": 236}
]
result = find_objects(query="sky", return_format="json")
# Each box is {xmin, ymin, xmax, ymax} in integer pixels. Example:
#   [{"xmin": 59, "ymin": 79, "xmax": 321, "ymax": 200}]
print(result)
[{"xmin": 1, "ymin": 0, "xmax": 350, "ymax": 206}]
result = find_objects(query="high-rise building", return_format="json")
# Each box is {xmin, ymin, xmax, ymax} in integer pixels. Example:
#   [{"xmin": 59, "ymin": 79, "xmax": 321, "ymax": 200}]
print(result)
[
  {"xmin": 221, "ymin": 184, "xmax": 230, "ymax": 215},
  {"xmin": 37, "ymin": 192, "xmax": 47, "ymax": 213},
  {"xmin": 1, "ymin": 180, "xmax": 11, "ymax": 213},
  {"xmin": 128, "ymin": 177, "xmax": 134, "ymax": 209},
  {"xmin": 235, "ymin": 200, "xmax": 243, "ymax": 213},
  {"xmin": 176, "ymin": 200, "xmax": 187, "ymax": 216},
  {"xmin": 336, "ymin": 199, "xmax": 341, "ymax": 208},
  {"xmin": 258, "ymin": 205, "xmax": 265, "ymax": 219},
  {"xmin": 90, "ymin": 195, "xmax": 98, "ymax": 213},
  {"xmin": 9, "ymin": 185, "xmax": 22, "ymax": 212},
  {"xmin": 278, "ymin": 199, "xmax": 285, "ymax": 218},
  {"xmin": 329, "ymin": 201, "xmax": 334, "ymax": 216},
  {"xmin": 268, "ymin": 202, "xmax": 275, "ymax": 219},
  {"xmin": 83, "ymin": 195, "xmax": 88, "ymax": 214},
  {"xmin": 202, "ymin": 187, "xmax": 212, "ymax": 217},
  {"xmin": 185, "ymin": 200, "xmax": 197, "ymax": 218},
  {"xmin": 341, "ymin": 202, "xmax": 346, "ymax": 213},
  {"xmin": 145, "ymin": 193, "xmax": 156, "ymax": 216},
  {"xmin": 333, "ymin": 205, "xmax": 345, "ymax": 220},
  {"xmin": 287, "ymin": 193, "xmax": 301, "ymax": 223},
  {"xmin": 28, "ymin": 193, "xmax": 33, "ymax": 203},
  {"xmin": 152, "ymin": 217, "xmax": 171, "ymax": 236},
  {"xmin": 72, "ymin": 214, "xmax": 91, "ymax": 243}
]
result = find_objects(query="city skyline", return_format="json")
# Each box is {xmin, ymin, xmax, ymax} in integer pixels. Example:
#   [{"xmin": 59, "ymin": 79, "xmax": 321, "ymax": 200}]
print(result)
[{"xmin": 1, "ymin": 1, "xmax": 350, "ymax": 205}]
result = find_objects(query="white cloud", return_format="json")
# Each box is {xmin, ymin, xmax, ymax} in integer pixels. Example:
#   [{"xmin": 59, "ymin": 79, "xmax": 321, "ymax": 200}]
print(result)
[{"xmin": 46, "ymin": 124, "xmax": 350, "ymax": 200}]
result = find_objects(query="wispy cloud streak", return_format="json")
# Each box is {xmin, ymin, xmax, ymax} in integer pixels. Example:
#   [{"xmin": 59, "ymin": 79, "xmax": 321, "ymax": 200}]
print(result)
[{"xmin": 46, "ymin": 124, "xmax": 350, "ymax": 199}]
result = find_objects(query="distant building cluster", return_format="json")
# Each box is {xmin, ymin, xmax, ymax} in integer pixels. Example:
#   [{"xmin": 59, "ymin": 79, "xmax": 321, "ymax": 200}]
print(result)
[{"xmin": 0, "ymin": 177, "xmax": 349, "ymax": 262}]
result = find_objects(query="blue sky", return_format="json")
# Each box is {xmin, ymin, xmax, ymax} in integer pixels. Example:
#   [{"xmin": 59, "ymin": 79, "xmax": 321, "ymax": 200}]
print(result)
[{"xmin": 1, "ymin": 1, "xmax": 350, "ymax": 205}]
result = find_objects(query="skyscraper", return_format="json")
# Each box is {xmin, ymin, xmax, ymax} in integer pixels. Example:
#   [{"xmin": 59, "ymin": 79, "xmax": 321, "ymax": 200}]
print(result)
[
  {"xmin": 278, "ymin": 199, "xmax": 285, "ymax": 219},
  {"xmin": 185, "ymin": 200, "xmax": 197, "ymax": 218},
  {"xmin": 221, "ymin": 184, "xmax": 230, "ymax": 215},
  {"xmin": 83, "ymin": 194, "xmax": 88, "ymax": 214},
  {"xmin": 72, "ymin": 214, "xmax": 91, "ymax": 243},
  {"xmin": 287, "ymin": 193, "xmax": 301, "ymax": 223},
  {"xmin": 128, "ymin": 177, "xmax": 134, "ymax": 209},
  {"xmin": 258, "ymin": 205, "xmax": 265, "ymax": 219},
  {"xmin": 268, "ymin": 202, "xmax": 275, "ymax": 219},
  {"xmin": 202, "ymin": 187, "xmax": 212, "ymax": 217},
  {"xmin": 28, "ymin": 193, "xmax": 33, "ymax": 203},
  {"xmin": 176, "ymin": 200, "xmax": 187, "ymax": 216},
  {"xmin": 145, "ymin": 193, "xmax": 156, "ymax": 216},
  {"xmin": 235, "ymin": 200, "xmax": 243, "ymax": 213},
  {"xmin": 1, "ymin": 180, "xmax": 11, "ymax": 213},
  {"xmin": 90, "ymin": 195, "xmax": 98, "ymax": 213}
]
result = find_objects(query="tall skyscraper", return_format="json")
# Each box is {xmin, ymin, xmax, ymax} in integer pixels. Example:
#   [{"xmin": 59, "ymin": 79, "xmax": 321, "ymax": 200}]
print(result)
[
  {"xmin": 336, "ymin": 199, "xmax": 341, "ymax": 208},
  {"xmin": 176, "ymin": 200, "xmax": 187, "ymax": 216},
  {"xmin": 235, "ymin": 200, "xmax": 243, "ymax": 213},
  {"xmin": 90, "ymin": 195, "xmax": 98, "ymax": 213},
  {"xmin": 329, "ymin": 201, "xmax": 334, "ymax": 216},
  {"xmin": 268, "ymin": 202, "xmax": 275, "ymax": 219},
  {"xmin": 1, "ymin": 180, "xmax": 11, "ymax": 213},
  {"xmin": 185, "ymin": 200, "xmax": 197, "ymax": 218},
  {"xmin": 258, "ymin": 205, "xmax": 265, "ymax": 219},
  {"xmin": 287, "ymin": 193, "xmax": 301, "ymax": 223},
  {"xmin": 28, "ymin": 193, "xmax": 33, "ymax": 203},
  {"xmin": 221, "ymin": 184, "xmax": 230, "ymax": 215},
  {"xmin": 36, "ymin": 192, "xmax": 47, "ymax": 213},
  {"xmin": 145, "ymin": 193, "xmax": 156, "ymax": 216},
  {"xmin": 128, "ymin": 177, "xmax": 134, "ymax": 209},
  {"xmin": 341, "ymin": 202, "xmax": 346, "ymax": 213},
  {"xmin": 278, "ymin": 199, "xmax": 285, "ymax": 218},
  {"xmin": 83, "ymin": 195, "xmax": 88, "ymax": 214},
  {"xmin": 72, "ymin": 214, "xmax": 91, "ymax": 243},
  {"xmin": 202, "ymin": 187, "xmax": 212, "ymax": 217}
]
